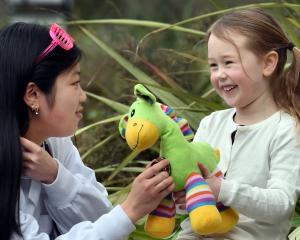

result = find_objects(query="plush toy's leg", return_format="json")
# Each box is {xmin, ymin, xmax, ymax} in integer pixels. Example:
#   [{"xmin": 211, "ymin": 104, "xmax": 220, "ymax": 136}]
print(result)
[
  {"xmin": 215, "ymin": 203, "xmax": 239, "ymax": 233},
  {"xmin": 185, "ymin": 172, "xmax": 221, "ymax": 235},
  {"xmin": 144, "ymin": 194, "xmax": 176, "ymax": 238},
  {"xmin": 213, "ymin": 170, "xmax": 239, "ymax": 233}
]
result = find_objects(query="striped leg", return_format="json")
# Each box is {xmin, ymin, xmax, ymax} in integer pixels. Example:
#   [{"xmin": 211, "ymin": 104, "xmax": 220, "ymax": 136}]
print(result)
[
  {"xmin": 213, "ymin": 170, "xmax": 239, "ymax": 233},
  {"xmin": 185, "ymin": 173, "xmax": 221, "ymax": 235},
  {"xmin": 144, "ymin": 194, "xmax": 176, "ymax": 238}
]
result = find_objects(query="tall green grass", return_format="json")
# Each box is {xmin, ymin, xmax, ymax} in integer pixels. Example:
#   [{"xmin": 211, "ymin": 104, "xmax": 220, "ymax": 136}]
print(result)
[{"xmin": 70, "ymin": 2, "xmax": 300, "ymax": 239}]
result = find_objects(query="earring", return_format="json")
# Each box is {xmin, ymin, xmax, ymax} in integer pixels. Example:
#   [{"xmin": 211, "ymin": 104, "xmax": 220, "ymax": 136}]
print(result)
[{"xmin": 31, "ymin": 105, "xmax": 39, "ymax": 116}]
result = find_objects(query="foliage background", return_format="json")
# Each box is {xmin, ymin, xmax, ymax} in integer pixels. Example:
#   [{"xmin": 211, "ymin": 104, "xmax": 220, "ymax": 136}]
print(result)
[
  {"xmin": 70, "ymin": 2, "xmax": 300, "ymax": 238},
  {"xmin": 2, "ymin": 0, "xmax": 300, "ymax": 239}
]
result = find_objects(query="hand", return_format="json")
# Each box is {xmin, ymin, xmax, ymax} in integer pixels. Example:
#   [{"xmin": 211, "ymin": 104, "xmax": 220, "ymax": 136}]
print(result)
[
  {"xmin": 121, "ymin": 159, "xmax": 175, "ymax": 223},
  {"xmin": 198, "ymin": 163, "xmax": 221, "ymax": 199},
  {"xmin": 20, "ymin": 137, "xmax": 58, "ymax": 184},
  {"xmin": 173, "ymin": 190, "xmax": 186, "ymax": 210}
]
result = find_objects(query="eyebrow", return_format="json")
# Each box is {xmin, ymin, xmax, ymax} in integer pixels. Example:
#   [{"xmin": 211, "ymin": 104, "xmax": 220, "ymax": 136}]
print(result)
[
  {"xmin": 74, "ymin": 70, "xmax": 81, "ymax": 76},
  {"xmin": 208, "ymin": 55, "xmax": 235, "ymax": 61}
]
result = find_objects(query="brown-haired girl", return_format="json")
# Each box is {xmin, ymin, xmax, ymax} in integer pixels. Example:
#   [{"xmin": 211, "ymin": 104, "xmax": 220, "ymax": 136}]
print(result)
[{"xmin": 177, "ymin": 8, "xmax": 300, "ymax": 240}]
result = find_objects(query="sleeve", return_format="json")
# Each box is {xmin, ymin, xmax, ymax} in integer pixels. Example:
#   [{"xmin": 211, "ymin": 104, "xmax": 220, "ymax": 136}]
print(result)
[
  {"xmin": 11, "ymin": 211, "xmax": 51, "ymax": 240},
  {"xmin": 14, "ymin": 206, "xmax": 135, "ymax": 240},
  {"xmin": 42, "ymin": 137, "xmax": 113, "ymax": 233},
  {"xmin": 218, "ymin": 122, "xmax": 300, "ymax": 224}
]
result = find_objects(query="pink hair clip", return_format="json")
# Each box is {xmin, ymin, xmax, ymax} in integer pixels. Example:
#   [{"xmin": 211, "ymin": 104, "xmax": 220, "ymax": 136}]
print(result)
[{"xmin": 36, "ymin": 23, "xmax": 75, "ymax": 64}]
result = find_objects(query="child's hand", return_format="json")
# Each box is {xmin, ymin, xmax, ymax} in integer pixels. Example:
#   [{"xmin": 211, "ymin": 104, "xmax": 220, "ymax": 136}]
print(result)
[
  {"xmin": 198, "ymin": 163, "xmax": 221, "ymax": 200},
  {"xmin": 121, "ymin": 159, "xmax": 175, "ymax": 223},
  {"xmin": 173, "ymin": 190, "xmax": 186, "ymax": 210},
  {"xmin": 20, "ymin": 137, "xmax": 58, "ymax": 184}
]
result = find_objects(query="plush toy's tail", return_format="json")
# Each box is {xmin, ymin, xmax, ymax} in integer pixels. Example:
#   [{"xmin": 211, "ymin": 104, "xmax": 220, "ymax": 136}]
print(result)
[{"xmin": 144, "ymin": 194, "xmax": 176, "ymax": 238}]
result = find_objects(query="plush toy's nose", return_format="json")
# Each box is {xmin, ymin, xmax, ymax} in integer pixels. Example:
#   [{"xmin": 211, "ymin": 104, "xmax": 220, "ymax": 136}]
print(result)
[{"xmin": 125, "ymin": 119, "xmax": 160, "ymax": 151}]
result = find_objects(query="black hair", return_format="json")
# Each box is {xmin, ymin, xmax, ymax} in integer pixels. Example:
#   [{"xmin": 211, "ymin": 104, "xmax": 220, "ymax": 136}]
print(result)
[{"xmin": 0, "ymin": 22, "xmax": 81, "ymax": 239}]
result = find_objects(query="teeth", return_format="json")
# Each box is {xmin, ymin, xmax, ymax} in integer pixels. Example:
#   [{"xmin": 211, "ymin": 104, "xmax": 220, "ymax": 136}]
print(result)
[{"xmin": 223, "ymin": 85, "xmax": 237, "ymax": 91}]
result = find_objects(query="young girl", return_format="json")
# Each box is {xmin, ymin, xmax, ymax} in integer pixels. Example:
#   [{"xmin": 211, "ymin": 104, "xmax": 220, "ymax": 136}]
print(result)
[
  {"xmin": 177, "ymin": 8, "xmax": 300, "ymax": 240},
  {"xmin": 0, "ymin": 22, "xmax": 174, "ymax": 240}
]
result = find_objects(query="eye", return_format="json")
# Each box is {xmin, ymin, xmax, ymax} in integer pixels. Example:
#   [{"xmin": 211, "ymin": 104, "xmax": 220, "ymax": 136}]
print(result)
[
  {"xmin": 130, "ymin": 109, "xmax": 135, "ymax": 117},
  {"xmin": 209, "ymin": 63, "xmax": 218, "ymax": 69},
  {"xmin": 225, "ymin": 61, "xmax": 233, "ymax": 65},
  {"xmin": 72, "ymin": 80, "xmax": 81, "ymax": 87}
]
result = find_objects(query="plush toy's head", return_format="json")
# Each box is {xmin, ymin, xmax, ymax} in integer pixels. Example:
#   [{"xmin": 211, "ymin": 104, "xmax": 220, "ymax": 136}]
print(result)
[
  {"xmin": 119, "ymin": 84, "xmax": 165, "ymax": 151},
  {"xmin": 119, "ymin": 84, "xmax": 193, "ymax": 151}
]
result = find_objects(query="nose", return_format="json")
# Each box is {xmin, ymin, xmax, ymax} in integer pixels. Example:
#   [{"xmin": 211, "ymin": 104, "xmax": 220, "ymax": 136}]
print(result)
[
  {"xmin": 216, "ymin": 67, "xmax": 227, "ymax": 81},
  {"xmin": 80, "ymin": 87, "xmax": 87, "ymax": 103}
]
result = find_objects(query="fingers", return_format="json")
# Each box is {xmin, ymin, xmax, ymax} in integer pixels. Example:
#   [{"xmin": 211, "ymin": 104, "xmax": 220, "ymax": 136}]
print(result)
[
  {"xmin": 173, "ymin": 190, "xmax": 186, "ymax": 210},
  {"xmin": 145, "ymin": 158, "xmax": 161, "ymax": 168},
  {"xmin": 198, "ymin": 163, "xmax": 211, "ymax": 178},
  {"xmin": 20, "ymin": 137, "xmax": 40, "ymax": 152},
  {"xmin": 158, "ymin": 182, "xmax": 175, "ymax": 198},
  {"xmin": 22, "ymin": 151, "xmax": 32, "ymax": 162},
  {"xmin": 22, "ymin": 150, "xmax": 36, "ymax": 173},
  {"xmin": 173, "ymin": 190, "xmax": 186, "ymax": 204},
  {"xmin": 154, "ymin": 175, "xmax": 173, "ymax": 193},
  {"xmin": 149, "ymin": 171, "xmax": 169, "ymax": 185},
  {"xmin": 142, "ymin": 159, "xmax": 170, "ymax": 179}
]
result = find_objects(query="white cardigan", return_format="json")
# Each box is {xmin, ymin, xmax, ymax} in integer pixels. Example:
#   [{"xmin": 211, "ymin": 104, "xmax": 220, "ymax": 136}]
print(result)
[
  {"xmin": 13, "ymin": 137, "xmax": 135, "ymax": 240},
  {"xmin": 179, "ymin": 109, "xmax": 300, "ymax": 240}
]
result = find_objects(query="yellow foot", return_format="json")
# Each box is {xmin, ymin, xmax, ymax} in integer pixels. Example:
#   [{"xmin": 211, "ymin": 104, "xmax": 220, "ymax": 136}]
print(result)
[
  {"xmin": 144, "ymin": 215, "xmax": 175, "ymax": 238},
  {"xmin": 190, "ymin": 205, "xmax": 222, "ymax": 235},
  {"xmin": 215, "ymin": 208, "xmax": 239, "ymax": 234}
]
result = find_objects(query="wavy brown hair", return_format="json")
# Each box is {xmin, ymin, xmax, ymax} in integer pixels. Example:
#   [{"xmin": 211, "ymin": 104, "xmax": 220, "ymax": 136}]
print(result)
[{"xmin": 207, "ymin": 8, "xmax": 300, "ymax": 125}]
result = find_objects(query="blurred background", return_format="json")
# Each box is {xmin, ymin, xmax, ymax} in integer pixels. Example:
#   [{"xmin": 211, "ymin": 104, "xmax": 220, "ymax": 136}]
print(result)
[{"xmin": 2, "ymin": 1, "xmax": 300, "ymax": 239}]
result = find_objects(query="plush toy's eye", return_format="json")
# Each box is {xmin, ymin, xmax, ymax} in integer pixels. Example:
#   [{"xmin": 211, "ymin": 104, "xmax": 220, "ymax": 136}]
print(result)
[{"xmin": 130, "ymin": 109, "xmax": 135, "ymax": 117}]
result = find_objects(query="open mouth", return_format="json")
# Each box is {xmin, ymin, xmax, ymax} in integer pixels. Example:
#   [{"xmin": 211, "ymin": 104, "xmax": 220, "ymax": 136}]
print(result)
[{"xmin": 222, "ymin": 85, "xmax": 237, "ymax": 92}]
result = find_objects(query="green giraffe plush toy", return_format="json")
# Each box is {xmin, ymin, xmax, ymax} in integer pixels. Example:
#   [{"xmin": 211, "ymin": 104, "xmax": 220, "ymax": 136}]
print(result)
[{"xmin": 119, "ymin": 84, "xmax": 239, "ymax": 238}]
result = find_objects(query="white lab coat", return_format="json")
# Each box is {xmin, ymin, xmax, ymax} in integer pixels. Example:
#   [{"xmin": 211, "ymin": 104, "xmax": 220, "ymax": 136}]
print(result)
[{"xmin": 13, "ymin": 137, "xmax": 135, "ymax": 240}]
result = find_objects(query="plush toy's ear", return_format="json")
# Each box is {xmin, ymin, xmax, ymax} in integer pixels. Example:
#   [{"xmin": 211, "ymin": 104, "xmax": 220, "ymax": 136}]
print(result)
[
  {"xmin": 160, "ymin": 103, "xmax": 194, "ymax": 141},
  {"xmin": 214, "ymin": 148, "xmax": 220, "ymax": 163},
  {"xmin": 118, "ymin": 114, "xmax": 129, "ymax": 139},
  {"xmin": 134, "ymin": 84, "xmax": 156, "ymax": 105}
]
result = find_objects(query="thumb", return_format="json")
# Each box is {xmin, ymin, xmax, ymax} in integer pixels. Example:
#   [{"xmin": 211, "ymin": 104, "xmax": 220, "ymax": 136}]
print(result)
[{"xmin": 198, "ymin": 163, "xmax": 210, "ymax": 178}]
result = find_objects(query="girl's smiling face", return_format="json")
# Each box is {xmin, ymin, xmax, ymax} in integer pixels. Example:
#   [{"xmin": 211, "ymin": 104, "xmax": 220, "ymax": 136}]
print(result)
[
  {"xmin": 33, "ymin": 63, "xmax": 87, "ymax": 139},
  {"xmin": 208, "ymin": 32, "xmax": 271, "ymax": 110}
]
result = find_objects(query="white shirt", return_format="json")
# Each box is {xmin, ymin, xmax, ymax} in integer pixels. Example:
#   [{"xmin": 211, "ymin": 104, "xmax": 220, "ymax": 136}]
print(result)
[
  {"xmin": 13, "ymin": 137, "xmax": 135, "ymax": 240},
  {"xmin": 178, "ymin": 109, "xmax": 300, "ymax": 240}
]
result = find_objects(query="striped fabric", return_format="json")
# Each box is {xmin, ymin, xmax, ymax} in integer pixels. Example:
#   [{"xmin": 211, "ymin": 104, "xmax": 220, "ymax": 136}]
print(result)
[
  {"xmin": 160, "ymin": 103, "xmax": 176, "ymax": 118},
  {"xmin": 160, "ymin": 103, "xmax": 194, "ymax": 140},
  {"xmin": 150, "ymin": 194, "xmax": 176, "ymax": 218},
  {"xmin": 185, "ymin": 173, "xmax": 216, "ymax": 213},
  {"xmin": 174, "ymin": 117, "xmax": 194, "ymax": 140}
]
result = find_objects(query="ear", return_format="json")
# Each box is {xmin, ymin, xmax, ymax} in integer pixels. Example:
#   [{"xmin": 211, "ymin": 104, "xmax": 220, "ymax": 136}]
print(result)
[
  {"xmin": 262, "ymin": 50, "xmax": 279, "ymax": 77},
  {"xmin": 118, "ymin": 114, "xmax": 129, "ymax": 139},
  {"xmin": 134, "ymin": 84, "xmax": 156, "ymax": 105},
  {"xmin": 23, "ymin": 82, "xmax": 41, "ymax": 108}
]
